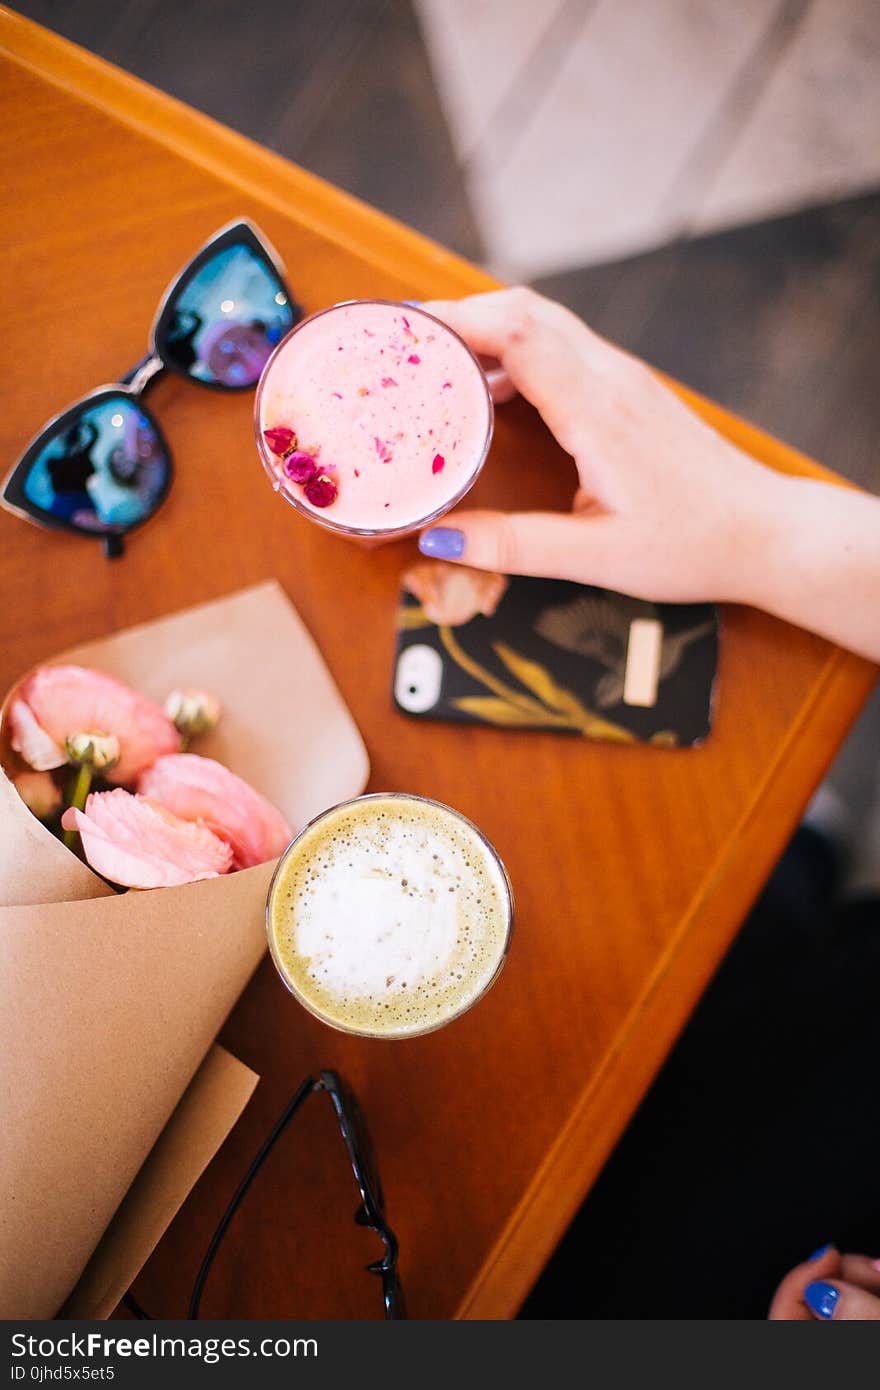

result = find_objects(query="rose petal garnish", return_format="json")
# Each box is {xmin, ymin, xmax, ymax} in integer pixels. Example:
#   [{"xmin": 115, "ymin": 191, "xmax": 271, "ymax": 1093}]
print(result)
[
  {"xmin": 373, "ymin": 436, "xmax": 393, "ymax": 463},
  {"xmin": 432, "ymin": 453, "xmax": 445, "ymax": 474},
  {"xmin": 263, "ymin": 426, "xmax": 297, "ymax": 456},
  {"xmin": 283, "ymin": 451, "xmax": 318, "ymax": 484},
  {"xmin": 381, "ymin": 377, "xmax": 398, "ymax": 388},
  {"xmin": 304, "ymin": 474, "xmax": 338, "ymax": 508},
  {"xmin": 407, "ymin": 354, "xmax": 420, "ymax": 365},
  {"xmin": 442, "ymin": 381, "xmax": 452, "ymax": 389}
]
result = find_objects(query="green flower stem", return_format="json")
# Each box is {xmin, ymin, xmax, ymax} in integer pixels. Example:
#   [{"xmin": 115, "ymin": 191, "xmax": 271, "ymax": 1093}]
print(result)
[{"xmin": 62, "ymin": 762, "xmax": 93, "ymax": 851}]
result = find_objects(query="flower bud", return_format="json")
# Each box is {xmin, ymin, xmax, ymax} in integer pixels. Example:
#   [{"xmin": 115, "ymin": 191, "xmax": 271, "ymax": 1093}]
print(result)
[
  {"xmin": 65, "ymin": 731, "xmax": 121, "ymax": 771},
  {"xmin": 14, "ymin": 770, "xmax": 62, "ymax": 820},
  {"xmin": 164, "ymin": 688, "xmax": 222, "ymax": 738}
]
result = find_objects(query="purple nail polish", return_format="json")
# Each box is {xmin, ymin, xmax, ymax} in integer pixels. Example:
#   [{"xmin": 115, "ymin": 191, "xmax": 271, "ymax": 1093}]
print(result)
[{"xmin": 418, "ymin": 527, "xmax": 465, "ymax": 560}]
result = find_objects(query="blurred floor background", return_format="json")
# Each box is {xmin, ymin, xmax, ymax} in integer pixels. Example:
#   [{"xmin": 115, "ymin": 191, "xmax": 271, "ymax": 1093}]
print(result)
[{"xmin": 14, "ymin": 0, "xmax": 880, "ymax": 887}]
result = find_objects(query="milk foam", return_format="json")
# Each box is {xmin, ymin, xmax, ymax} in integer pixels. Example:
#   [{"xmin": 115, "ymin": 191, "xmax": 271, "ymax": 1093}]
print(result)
[{"xmin": 269, "ymin": 797, "xmax": 511, "ymax": 1037}]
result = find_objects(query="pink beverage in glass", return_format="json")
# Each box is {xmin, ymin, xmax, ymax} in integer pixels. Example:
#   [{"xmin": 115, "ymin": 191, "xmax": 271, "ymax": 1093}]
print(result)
[{"xmin": 255, "ymin": 300, "xmax": 493, "ymax": 538}]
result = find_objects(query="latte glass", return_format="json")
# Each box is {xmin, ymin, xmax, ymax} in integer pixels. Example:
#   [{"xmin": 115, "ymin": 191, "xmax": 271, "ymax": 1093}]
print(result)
[{"xmin": 266, "ymin": 793, "xmax": 514, "ymax": 1038}]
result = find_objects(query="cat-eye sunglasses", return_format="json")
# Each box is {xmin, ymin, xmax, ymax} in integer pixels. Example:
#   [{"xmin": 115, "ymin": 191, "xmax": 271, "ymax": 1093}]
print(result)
[{"xmin": 2, "ymin": 220, "xmax": 300, "ymax": 558}]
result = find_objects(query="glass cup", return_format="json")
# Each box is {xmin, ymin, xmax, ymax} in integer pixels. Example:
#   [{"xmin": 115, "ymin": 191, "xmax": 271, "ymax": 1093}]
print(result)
[
  {"xmin": 266, "ymin": 792, "xmax": 514, "ymax": 1038},
  {"xmin": 254, "ymin": 300, "xmax": 493, "ymax": 540}
]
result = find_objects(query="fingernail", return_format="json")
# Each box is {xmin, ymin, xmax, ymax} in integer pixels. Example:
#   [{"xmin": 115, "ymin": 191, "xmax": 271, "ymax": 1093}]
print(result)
[
  {"xmin": 804, "ymin": 1281, "xmax": 839, "ymax": 1319},
  {"xmin": 871, "ymin": 1259, "xmax": 880, "ymax": 1272},
  {"xmin": 807, "ymin": 1244, "xmax": 832, "ymax": 1261},
  {"xmin": 403, "ymin": 299, "xmax": 421, "ymax": 307},
  {"xmin": 419, "ymin": 527, "xmax": 465, "ymax": 560}
]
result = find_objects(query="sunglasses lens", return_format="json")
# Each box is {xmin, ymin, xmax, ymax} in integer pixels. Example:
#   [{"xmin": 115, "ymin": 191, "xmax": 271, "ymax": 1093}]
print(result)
[
  {"xmin": 15, "ymin": 394, "xmax": 170, "ymax": 535},
  {"xmin": 159, "ymin": 239, "xmax": 297, "ymax": 388}
]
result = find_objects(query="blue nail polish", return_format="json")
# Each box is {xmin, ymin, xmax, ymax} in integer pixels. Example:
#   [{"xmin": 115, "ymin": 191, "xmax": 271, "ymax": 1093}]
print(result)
[
  {"xmin": 402, "ymin": 299, "xmax": 421, "ymax": 307},
  {"xmin": 804, "ymin": 1281, "xmax": 839, "ymax": 1319},
  {"xmin": 419, "ymin": 527, "xmax": 465, "ymax": 560},
  {"xmin": 808, "ymin": 1244, "xmax": 832, "ymax": 1261}
]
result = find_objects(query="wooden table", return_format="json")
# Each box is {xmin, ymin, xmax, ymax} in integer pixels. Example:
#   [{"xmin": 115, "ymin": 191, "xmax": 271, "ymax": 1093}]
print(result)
[{"xmin": 1, "ymin": 10, "xmax": 875, "ymax": 1320}]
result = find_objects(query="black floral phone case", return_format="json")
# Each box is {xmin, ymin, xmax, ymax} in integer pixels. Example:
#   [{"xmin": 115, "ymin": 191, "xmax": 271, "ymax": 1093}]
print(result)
[{"xmin": 393, "ymin": 568, "xmax": 719, "ymax": 748}]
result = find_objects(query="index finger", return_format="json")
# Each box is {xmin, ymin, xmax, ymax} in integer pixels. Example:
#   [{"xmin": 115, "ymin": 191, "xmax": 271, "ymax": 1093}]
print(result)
[{"xmin": 421, "ymin": 289, "xmax": 626, "ymax": 456}]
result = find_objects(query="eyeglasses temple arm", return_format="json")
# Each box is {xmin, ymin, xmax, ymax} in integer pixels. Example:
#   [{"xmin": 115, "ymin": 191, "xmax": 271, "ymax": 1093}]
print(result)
[{"xmin": 187, "ymin": 1075, "xmax": 319, "ymax": 1319}]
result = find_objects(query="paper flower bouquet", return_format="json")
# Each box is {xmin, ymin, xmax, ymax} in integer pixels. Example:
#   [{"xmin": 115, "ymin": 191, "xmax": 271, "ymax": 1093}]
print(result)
[{"xmin": 0, "ymin": 582, "xmax": 368, "ymax": 1318}]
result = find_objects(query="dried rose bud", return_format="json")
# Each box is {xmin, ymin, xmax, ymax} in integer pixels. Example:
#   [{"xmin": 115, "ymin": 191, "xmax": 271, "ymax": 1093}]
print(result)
[
  {"xmin": 65, "ymin": 731, "xmax": 121, "ymax": 772},
  {"xmin": 283, "ymin": 451, "xmax": 318, "ymax": 485},
  {"xmin": 304, "ymin": 473, "xmax": 338, "ymax": 508},
  {"xmin": 164, "ymin": 688, "xmax": 222, "ymax": 738},
  {"xmin": 263, "ymin": 426, "xmax": 297, "ymax": 456},
  {"xmin": 14, "ymin": 770, "xmax": 62, "ymax": 820}
]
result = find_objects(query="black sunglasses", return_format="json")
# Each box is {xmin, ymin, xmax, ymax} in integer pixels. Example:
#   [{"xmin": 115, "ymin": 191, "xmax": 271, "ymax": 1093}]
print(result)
[
  {"xmin": 125, "ymin": 1070, "xmax": 405, "ymax": 1321},
  {"xmin": 2, "ymin": 220, "xmax": 300, "ymax": 559}
]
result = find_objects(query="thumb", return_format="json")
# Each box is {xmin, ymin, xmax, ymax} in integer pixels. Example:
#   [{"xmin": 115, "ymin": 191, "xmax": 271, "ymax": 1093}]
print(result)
[
  {"xmin": 418, "ymin": 508, "xmax": 615, "ymax": 585},
  {"xmin": 804, "ymin": 1278, "xmax": 880, "ymax": 1321}
]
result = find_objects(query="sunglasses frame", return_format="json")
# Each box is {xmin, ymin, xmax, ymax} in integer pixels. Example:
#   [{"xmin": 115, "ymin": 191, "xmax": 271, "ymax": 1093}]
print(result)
[
  {"xmin": 0, "ymin": 386, "xmax": 173, "ymax": 557},
  {"xmin": 175, "ymin": 1069, "xmax": 405, "ymax": 1321},
  {"xmin": 2, "ymin": 219, "xmax": 298, "ymax": 556},
  {"xmin": 150, "ymin": 219, "xmax": 296, "ymax": 393},
  {"xmin": 320, "ymin": 1070, "xmax": 406, "ymax": 1319}
]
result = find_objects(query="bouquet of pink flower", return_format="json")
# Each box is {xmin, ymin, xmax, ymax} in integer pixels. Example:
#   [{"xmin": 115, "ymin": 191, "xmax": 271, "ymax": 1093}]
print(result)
[
  {"xmin": 8, "ymin": 665, "xmax": 292, "ymax": 888},
  {"xmin": 0, "ymin": 582, "xmax": 370, "ymax": 1321}
]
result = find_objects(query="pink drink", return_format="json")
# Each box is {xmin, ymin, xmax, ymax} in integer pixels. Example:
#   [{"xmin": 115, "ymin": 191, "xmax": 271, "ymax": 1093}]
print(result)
[{"xmin": 255, "ymin": 300, "xmax": 493, "ymax": 537}]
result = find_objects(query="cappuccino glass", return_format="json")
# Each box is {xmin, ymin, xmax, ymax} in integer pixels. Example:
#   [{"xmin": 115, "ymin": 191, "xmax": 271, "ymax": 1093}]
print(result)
[{"xmin": 266, "ymin": 793, "xmax": 513, "ymax": 1038}]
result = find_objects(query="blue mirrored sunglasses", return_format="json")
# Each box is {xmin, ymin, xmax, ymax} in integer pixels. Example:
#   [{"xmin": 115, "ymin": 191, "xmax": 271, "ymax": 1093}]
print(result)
[{"xmin": 2, "ymin": 220, "xmax": 301, "ymax": 558}]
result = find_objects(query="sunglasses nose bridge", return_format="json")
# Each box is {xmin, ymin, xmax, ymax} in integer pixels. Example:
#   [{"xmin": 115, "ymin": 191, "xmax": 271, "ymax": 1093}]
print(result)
[{"xmin": 122, "ymin": 353, "xmax": 165, "ymax": 397}]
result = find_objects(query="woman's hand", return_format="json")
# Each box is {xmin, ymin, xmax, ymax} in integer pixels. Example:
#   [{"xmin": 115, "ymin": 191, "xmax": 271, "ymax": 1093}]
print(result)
[
  {"xmin": 769, "ymin": 1245, "xmax": 880, "ymax": 1320},
  {"xmin": 420, "ymin": 288, "xmax": 880, "ymax": 662},
  {"xmin": 419, "ymin": 287, "xmax": 779, "ymax": 604}
]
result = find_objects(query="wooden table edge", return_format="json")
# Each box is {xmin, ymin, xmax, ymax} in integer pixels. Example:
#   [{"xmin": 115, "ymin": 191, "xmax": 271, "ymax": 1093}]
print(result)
[{"xmin": 4, "ymin": 7, "xmax": 876, "ymax": 1321}]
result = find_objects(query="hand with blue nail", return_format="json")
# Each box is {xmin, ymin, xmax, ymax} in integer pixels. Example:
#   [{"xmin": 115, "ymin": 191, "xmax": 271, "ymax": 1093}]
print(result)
[
  {"xmin": 768, "ymin": 1244, "xmax": 880, "ymax": 1320},
  {"xmin": 419, "ymin": 288, "xmax": 880, "ymax": 664}
]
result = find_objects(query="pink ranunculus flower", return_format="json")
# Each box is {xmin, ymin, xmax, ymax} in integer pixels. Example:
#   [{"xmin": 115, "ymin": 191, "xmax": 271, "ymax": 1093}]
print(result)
[
  {"xmin": 14, "ymin": 665, "xmax": 181, "ymax": 784},
  {"xmin": 61, "ymin": 789, "xmax": 233, "ymax": 888},
  {"xmin": 402, "ymin": 560, "xmax": 509, "ymax": 626},
  {"xmin": 8, "ymin": 698, "xmax": 67, "ymax": 771},
  {"xmin": 138, "ymin": 754, "xmax": 292, "ymax": 869}
]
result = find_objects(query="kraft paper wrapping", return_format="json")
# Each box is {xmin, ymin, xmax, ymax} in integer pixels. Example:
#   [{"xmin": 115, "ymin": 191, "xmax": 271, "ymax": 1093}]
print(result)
[{"xmin": 0, "ymin": 582, "xmax": 370, "ymax": 1318}]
